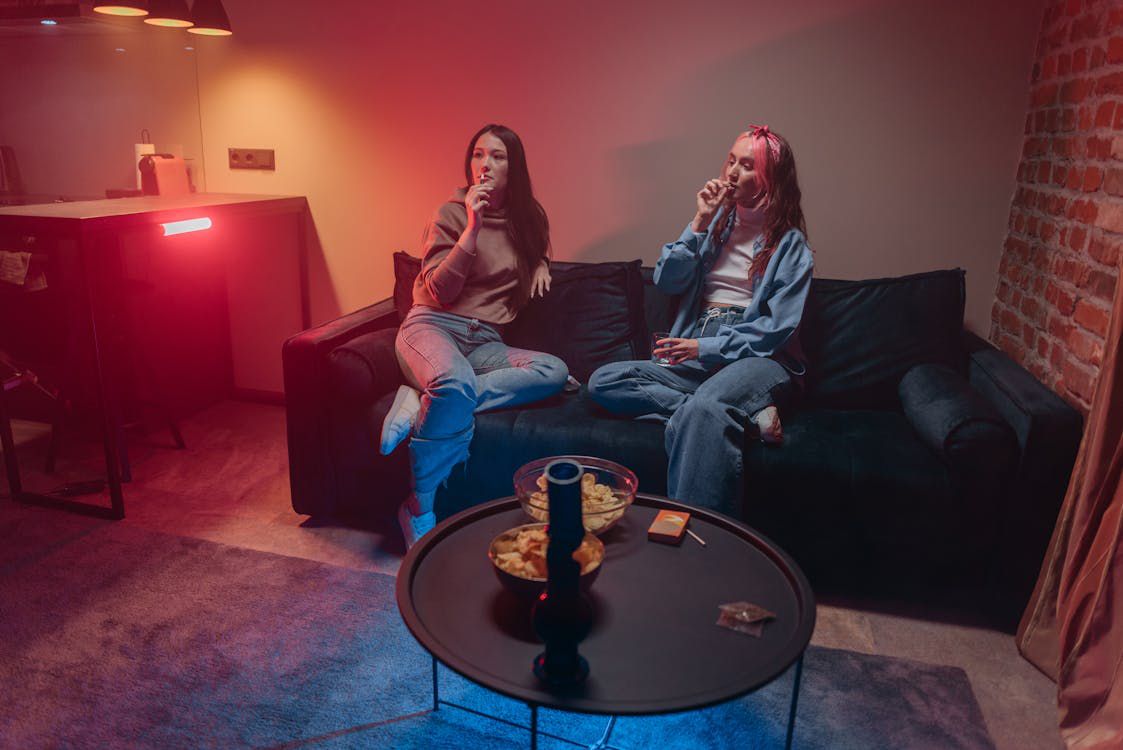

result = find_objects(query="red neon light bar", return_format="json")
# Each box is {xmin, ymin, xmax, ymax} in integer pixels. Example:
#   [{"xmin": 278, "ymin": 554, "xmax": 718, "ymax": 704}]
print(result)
[{"xmin": 161, "ymin": 217, "xmax": 212, "ymax": 236}]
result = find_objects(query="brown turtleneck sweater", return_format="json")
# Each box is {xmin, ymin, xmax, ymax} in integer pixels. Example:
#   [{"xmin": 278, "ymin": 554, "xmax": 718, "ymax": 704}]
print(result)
[{"xmin": 412, "ymin": 187, "xmax": 524, "ymax": 325}]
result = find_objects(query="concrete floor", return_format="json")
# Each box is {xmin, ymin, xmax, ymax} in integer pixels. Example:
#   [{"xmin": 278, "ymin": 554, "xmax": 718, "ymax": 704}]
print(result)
[{"xmin": 1, "ymin": 400, "xmax": 1064, "ymax": 749}]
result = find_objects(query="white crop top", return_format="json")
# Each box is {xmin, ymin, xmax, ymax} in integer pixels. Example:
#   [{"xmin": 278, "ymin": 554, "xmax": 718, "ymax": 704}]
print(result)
[{"xmin": 702, "ymin": 203, "xmax": 765, "ymax": 306}]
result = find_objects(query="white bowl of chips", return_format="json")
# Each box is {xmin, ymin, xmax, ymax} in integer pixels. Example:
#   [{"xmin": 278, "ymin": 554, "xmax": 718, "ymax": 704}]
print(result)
[
  {"xmin": 514, "ymin": 456, "xmax": 637, "ymax": 535},
  {"xmin": 488, "ymin": 523, "xmax": 605, "ymax": 600}
]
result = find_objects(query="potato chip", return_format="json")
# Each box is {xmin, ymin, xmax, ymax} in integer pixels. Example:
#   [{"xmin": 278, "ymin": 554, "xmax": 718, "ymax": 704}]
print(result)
[
  {"xmin": 492, "ymin": 526, "xmax": 603, "ymax": 580},
  {"xmin": 527, "ymin": 471, "xmax": 627, "ymax": 532}
]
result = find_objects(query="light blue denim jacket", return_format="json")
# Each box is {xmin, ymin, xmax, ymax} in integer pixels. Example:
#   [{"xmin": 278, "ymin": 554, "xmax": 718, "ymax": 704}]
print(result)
[{"xmin": 653, "ymin": 206, "xmax": 814, "ymax": 375}]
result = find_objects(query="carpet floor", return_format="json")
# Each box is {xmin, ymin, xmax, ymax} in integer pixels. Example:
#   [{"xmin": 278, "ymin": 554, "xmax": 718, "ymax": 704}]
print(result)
[{"xmin": 0, "ymin": 510, "xmax": 995, "ymax": 749}]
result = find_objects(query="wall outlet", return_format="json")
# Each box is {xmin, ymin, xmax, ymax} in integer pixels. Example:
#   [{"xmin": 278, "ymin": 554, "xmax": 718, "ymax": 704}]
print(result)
[{"xmin": 228, "ymin": 148, "xmax": 275, "ymax": 170}]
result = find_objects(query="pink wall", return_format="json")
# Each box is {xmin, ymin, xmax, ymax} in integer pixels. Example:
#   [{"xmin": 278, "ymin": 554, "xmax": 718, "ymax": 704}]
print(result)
[
  {"xmin": 196, "ymin": 0, "xmax": 1045, "ymax": 335},
  {"xmin": 1, "ymin": 0, "xmax": 1047, "ymax": 393}
]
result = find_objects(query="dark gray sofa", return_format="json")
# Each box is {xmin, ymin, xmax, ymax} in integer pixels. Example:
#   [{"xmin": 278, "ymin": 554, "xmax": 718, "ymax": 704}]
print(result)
[{"xmin": 282, "ymin": 260, "xmax": 1082, "ymax": 626}]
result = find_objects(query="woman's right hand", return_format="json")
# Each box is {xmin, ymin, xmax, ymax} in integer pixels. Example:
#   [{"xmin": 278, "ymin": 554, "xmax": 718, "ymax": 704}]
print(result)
[
  {"xmin": 692, "ymin": 179, "xmax": 732, "ymax": 232},
  {"xmin": 465, "ymin": 183, "xmax": 492, "ymax": 234}
]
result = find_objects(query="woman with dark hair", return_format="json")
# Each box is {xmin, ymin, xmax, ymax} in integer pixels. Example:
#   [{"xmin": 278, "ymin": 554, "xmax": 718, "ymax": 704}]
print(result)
[
  {"xmin": 383, "ymin": 124, "xmax": 568, "ymax": 547},
  {"xmin": 588, "ymin": 125, "xmax": 813, "ymax": 511}
]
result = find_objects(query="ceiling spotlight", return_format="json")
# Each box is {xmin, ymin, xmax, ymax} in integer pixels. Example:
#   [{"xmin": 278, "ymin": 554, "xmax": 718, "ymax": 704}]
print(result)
[
  {"xmin": 93, "ymin": 2, "xmax": 149, "ymax": 16},
  {"xmin": 40, "ymin": 19, "xmax": 58, "ymax": 25},
  {"xmin": 187, "ymin": 0, "xmax": 232, "ymax": 36},
  {"xmin": 144, "ymin": 0, "xmax": 193, "ymax": 27}
]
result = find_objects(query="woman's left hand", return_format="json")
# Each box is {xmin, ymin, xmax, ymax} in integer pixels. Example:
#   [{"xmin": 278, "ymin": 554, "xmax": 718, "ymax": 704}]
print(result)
[
  {"xmin": 530, "ymin": 262, "xmax": 552, "ymax": 298},
  {"xmin": 655, "ymin": 337, "xmax": 700, "ymax": 364}
]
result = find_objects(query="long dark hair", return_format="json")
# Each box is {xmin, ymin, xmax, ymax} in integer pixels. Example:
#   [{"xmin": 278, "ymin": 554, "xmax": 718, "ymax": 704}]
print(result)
[
  {"xmin": 714, "ymin": 125, "xmax": 807, "ymax": 285},
  {"xmin": 463, "ymin": 124, "xmax": 550, "ymax": 304}
]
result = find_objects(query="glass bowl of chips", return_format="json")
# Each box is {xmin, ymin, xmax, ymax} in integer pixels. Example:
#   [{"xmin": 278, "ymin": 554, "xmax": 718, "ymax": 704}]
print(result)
[
  {"xmin": 488, "ymin": 523, "xmax": 605, "ymax": 600},
  {"xmin": 514, "ymin": 456, "xmax": 637, "ymax": 535}
]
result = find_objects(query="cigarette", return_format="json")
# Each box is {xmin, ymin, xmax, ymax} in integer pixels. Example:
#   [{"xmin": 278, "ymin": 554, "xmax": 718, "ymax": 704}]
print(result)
[{"xmin": 686, "ymin": 528, "xmax": 706, "ymax": 547}]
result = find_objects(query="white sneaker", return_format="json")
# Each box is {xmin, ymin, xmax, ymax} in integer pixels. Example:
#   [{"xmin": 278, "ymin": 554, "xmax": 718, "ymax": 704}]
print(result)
[
  {"xmin": 380, "ymin": 385, "xmax": 421, "ymax": 455},
  {"xmin": 398, "ymin": 502, "xmax": 436, "ymax": 549}
]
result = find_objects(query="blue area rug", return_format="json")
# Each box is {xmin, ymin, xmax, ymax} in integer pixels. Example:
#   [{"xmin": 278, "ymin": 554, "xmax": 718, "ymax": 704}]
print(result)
[{"xmin": 0, "ymin": 513, "xmax": 995, "ymax": 749}]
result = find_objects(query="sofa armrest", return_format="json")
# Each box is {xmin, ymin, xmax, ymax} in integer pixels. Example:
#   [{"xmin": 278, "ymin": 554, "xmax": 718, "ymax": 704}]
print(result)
[
  {"xmin": 963, "ymin": 331, "xmax": 1083, "ymax": 625},
  {"xmin": 899, "ymin": 363, "xmax": 1019, "ymax": 483},
  {"xmin": 282, "ymin": 298, "xmax": 400, "ymax": 517},
  {"xmin": 327, "ymin": 328, "xmax": 402, "ymax": 405},
  {"xmin": 284, "ymin": 297, "xmax": 399, "ymax": 356}
]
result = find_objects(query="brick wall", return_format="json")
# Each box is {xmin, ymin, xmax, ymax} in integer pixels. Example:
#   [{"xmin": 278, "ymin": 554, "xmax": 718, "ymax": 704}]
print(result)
[{"xmin": 993, "ymin": 0, "xmax": 1122, "ymax": 413}]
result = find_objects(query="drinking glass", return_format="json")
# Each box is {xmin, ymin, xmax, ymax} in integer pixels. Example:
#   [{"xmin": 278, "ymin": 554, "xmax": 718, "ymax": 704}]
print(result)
[{"xmin": 652, "ymin": 332, "xmax": 672, "ymax": 366}]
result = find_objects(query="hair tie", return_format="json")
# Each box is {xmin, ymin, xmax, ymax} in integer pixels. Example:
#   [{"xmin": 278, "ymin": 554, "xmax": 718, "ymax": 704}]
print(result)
[{"xmin": 747, "ymin": 124, "xmax": 780, "ymax": 159}]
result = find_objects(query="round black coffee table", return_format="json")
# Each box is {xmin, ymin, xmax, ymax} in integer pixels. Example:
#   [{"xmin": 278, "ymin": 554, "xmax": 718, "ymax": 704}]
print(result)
[{"xmin": 396, "ymin": 494, "xmax": 815, "ymax": 749}]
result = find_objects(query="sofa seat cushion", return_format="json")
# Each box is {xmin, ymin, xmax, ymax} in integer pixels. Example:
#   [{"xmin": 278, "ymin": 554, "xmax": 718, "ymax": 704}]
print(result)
[
  {"xmin": 745, "ymin": 409, "xmax": 994, "ymax": 585},
  {"xmin": 434, "ymin": 388, "xmax": 667, "ymax": 519},
  {"xmin": 509, "ymin": 389, "xmax": 668, "ymax": 495},
  {"xmin": 433, "ymin": 405, "xmax": 524, "ymax": 520}
]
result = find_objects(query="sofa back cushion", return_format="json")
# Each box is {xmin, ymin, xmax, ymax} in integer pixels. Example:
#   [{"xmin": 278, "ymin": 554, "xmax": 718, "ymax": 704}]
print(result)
[
  {"xmin": 800, "ymin": 269, "xmax": 966, "ymax": 409},
  {"xmin": 639, "ymin": 266, "xmax": 678, "ymax": 339},
  {"xmin": 505, "ymin": 260, "xmax": 647, "ymax": 381},
  {"xmin": 392, "ymin": 253, "xmax": 647, "ymax": 382},
  {"xmin": 392, "ymin": 251, "xmax": 422, "ymax": 322}
]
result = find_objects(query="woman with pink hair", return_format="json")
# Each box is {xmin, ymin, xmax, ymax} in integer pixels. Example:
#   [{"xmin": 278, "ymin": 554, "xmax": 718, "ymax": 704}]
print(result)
[{"xmin": 588, "ymin": 125, "xmax": 813, "ymax": 511}]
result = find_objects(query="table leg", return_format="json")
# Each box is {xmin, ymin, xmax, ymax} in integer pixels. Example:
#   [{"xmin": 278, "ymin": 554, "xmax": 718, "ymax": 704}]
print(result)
[
  {"xmin": 432, "ymin": 682, "xmax": 621, "ymax": 750},
  {"xmin": 785, "ymin": 652, "xmax": 805, "ymax": 750},
  {"xmin": 432, "ymin": 656, "xmax": 439, "ymax": 711},
  {"xmin": 0, "ymin": 389, "xmax": 22, "ymax": 496},
  {"xmin": 589, "ymin": 715, "xmax": 617, "ymax": 749},
  {"xmin": 77, "ymin": 234, "xmax": 126, "ymax": 518},
  {"xmin": 9, "ymin": 235, "xmax": 125, "ymax": 519}
]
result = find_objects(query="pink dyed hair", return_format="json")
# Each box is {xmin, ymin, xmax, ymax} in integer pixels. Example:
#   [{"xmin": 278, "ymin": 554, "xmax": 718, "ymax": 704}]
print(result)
[
  {"xmin": 716, "ymin": 125, "xmax": 807, "ymax": 284},
  {"xmin": 724, "ymin": 125, "xmax": 781, "ymax": 191}
]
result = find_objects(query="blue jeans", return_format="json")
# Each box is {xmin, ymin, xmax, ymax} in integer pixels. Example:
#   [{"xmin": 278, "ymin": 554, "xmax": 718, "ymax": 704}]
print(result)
[
  {"xmin": 395, "ymin": 306, "xmax": 568, "ymax": 496},
  {"xmin": 587, "ymin": 307, "xmax": 794, "ymax": 513}
]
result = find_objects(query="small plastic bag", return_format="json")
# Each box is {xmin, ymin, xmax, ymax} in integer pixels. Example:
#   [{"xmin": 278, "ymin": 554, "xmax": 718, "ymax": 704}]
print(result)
[{"xmin": 716, "ymin": 601, "xmax": 776, "ymax": 637}]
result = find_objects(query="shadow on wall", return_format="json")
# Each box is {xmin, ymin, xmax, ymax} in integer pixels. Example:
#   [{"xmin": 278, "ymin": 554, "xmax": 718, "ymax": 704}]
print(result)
[
  {"xmin": 304, "ymin": 211, "xmax": 340, "ymax": 325},
  {"xmin": 571, "ymin": 0, "xmax": 1039, "ymax": 335}
]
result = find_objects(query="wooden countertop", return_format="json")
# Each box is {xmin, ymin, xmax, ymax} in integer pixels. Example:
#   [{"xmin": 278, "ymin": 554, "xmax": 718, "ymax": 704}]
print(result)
[{"xmin": 0, "ymin": 193, "xmax": 308, "ymax": 236}]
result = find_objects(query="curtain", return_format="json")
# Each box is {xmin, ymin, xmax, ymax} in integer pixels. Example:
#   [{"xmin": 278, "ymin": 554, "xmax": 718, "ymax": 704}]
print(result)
[{"xmin": 1017, "ymin": 267, "xmax": 1123, "ymax": 750}]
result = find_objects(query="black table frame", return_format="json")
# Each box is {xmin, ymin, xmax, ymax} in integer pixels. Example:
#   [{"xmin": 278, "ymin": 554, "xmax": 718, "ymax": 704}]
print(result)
[
  {"xmin": 421, "ymin": 652, "xmax": 804, "ymax": 750},
  {"xmin": 395, "ymin": 495, "xmax": 815, "ymax": 749}
]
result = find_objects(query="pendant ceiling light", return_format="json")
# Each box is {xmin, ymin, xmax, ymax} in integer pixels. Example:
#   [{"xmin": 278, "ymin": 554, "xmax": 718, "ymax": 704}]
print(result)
[
  {"xmin": 187, "ymin": 0, "xmax": 232, "ymax": 36},
  {"xmin": 144, "ymin": 0, "xmax": 193, "ymax": 27},
  {"xmin": 93, "ymin": 1, "xmax": 149, "ymax": 15}
]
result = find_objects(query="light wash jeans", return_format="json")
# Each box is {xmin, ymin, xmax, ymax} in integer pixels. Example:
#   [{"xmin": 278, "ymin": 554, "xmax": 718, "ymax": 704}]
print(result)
[
  {"xmin": 395, "ymin": 306, "xmax": 568, "ymax": 496},
  {"xmin": 587, "ymin": 307, "xmax": 794, "ymax": 513}
]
